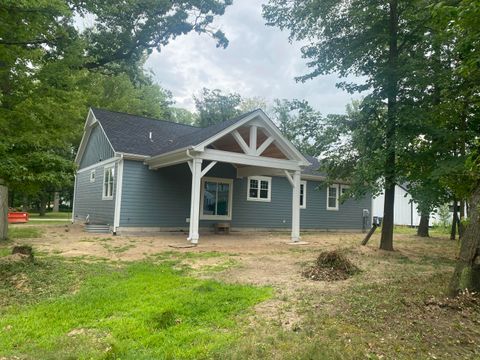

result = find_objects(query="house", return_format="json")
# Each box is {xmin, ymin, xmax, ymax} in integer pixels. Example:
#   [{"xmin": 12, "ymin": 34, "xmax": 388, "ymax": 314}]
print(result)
[
  {"xmin": 372, "ymin": 184, "xmax": 440, "ymax": 227},
  {"xmin": 72, "ymin": 108, "xmax": 372, "ymax": 243}
]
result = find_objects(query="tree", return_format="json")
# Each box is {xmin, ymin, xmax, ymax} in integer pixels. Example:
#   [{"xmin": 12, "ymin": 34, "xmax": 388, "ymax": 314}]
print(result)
[
  {"xmin": 271, "ymin": 99, "xmax": 324, "ymax": 157},
  {"xmin": 169, "ymin": 107, "xmax": 198, "ymax": 126},
  {"xmin": 0, "ymin": 0, "xmax": 232, "ymax": 231},
  {"xmin": 239, "ymin": 97, "xmax": 267, "ymax": 113},
  {"xmin": 194, "ymin": 88, "xmax": 242, "ymax": 127},
  {"xmin": 263, "ymin": 0, "xmax": 434, "ymax": 251}
]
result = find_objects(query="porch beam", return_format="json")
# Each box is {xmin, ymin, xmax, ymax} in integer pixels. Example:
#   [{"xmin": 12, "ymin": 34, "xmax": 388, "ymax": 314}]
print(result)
[
  {"xmin": 249, "ymin": 125, "xmax": 257, "ymax": 155},
  {"xmin": 196, "ymin": 149, "xmax": 301, "ymax": 171},
  {"xmin": 291, "ymin": 170, "xmax": 301, "ymax": 242},
  {"xmin": 236, "ymin": 166, "xmax": 285, "ymax": 178},
  {"xmin": 201, "ymin": 161, "xmax": 217, "ymax": 177},
  {"xmin": 187, "ymin": 160, "xmax": 193, "ymax": 173},
  {"xmin": 232, "ymin": 130, "xmax": 250, "ymax": 154},
  {"xmin": 256, "ymin": 136, "xmax": 274, "ymax": 156}
]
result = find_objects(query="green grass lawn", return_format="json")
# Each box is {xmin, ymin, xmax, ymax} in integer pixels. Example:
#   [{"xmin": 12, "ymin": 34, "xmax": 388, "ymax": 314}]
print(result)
[
  {"xmin": 29, "ymin": 211, "xmax": 72, "ymax": 219},
  {"xmin": 7, "ymin": 226, "xmax": 44, "ymax": 239},
  {"xmin": 0, "ymin": 256, "xmax": 271, "ymax": 360}
]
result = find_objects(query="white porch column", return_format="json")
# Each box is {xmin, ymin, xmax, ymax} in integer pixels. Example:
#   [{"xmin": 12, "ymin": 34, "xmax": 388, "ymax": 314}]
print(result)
[
  {"xmin": 291, "ymin": 170, "xmax": 301, "ymax": 242},
  {"xmin": 189, "ymin": 158, "xmax": 203, "ymax": 244}
]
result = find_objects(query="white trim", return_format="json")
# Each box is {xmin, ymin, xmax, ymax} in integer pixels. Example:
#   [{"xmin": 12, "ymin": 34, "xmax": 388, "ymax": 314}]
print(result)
[
  {"xmin": 188, "ymin": 158, "xmax": 203, "ymax": 243},
  {"xmin": 197, "ymin": 149, "xmax": 302, "ymax": 171},
  {"xmin": 116, "ymin": 152, "xmax": 149, "ymax": 161},
  {"xmin": 249, "ymin": 125, "xmax": 257, "ymax": 155},
  {"xmin": 327, "ymin": 184, "xmax": 339, "ymax": 211},
  {"xmin": 291, "ymin": 170, "xmax": 301, "ymax": 241},
  {"xmin": 192, "ymin": 109, "xmax": 310, "ymax": 166},
  {"xmin": 232, "ymin": 130, "xmax": 250, "ymax": 154},
  {"xmin": 113, "ymin": 158, "xmax": 124, "ymax": 233},
  {"xmin": 75, "ymin": 109, "xmax": 116, "ymax": 166},
  {"xmin": 71, "ymin": 174, "xmax": 77, "ymax": 223},
  {"xmin": 77, "ymin": 157, "xmax": 118, "ymax": 174},
  {"xmin": 247, "ymin": 176, "xmax": 272, "ymax": 202},
  {"xmin": 200, "ymin": 177, "xmax": 233, "ymax": 221},
  {"xmin": 89, "ymin": 169, "xmax": 96, "ymax": 183},
  {"xmin": 300, "ymin": 180, "xmax": 307, "ymax": 209},
  {"xmin": 102, "ymin": 164, "xmax": 115, "ymax": 200},
  {"xmin": 201, "ymin": 161, "xmax": 217, "ymax": 177},
  {"xmin": 284, "ymin": 170, "xmax": 294, "ymax": 187},
  {"xmin": 187, "ymin": 160, "xmax": 193, "ymax": 173},
  {"xmin": 256, "ymin": 136, "xmax": 275, "ymax": 156}
]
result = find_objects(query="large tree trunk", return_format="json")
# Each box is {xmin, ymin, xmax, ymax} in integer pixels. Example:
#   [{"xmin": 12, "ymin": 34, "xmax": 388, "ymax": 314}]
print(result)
[
  {"xmin": 379, "ymin": 0, "xmax": 399, "ymax": 252},
  {"xmin": 449, "ymin": 183, "xmax": 480, "ymax": 295},
  {"xmin": 450, "ymin": 201, "xmax": 458, "ymax": 240},
  {"xmin": 39, "ymin": 192, "xmax": 47, "ymax": 217},
  {"xmin": 0, "ymin": 181, "xmax": 8, "ymax": 241},
  {"xmin": 417, "ymin": 213, "xmax": 430, "ymax": 237},
  {"xmin": 381, "ymin": 183, "xmax": 395, "ymax": 250},
  {"xmin": 459, "ymin": 199, "xmax": 465, "ymax": 239},
  {"xmin": 53, "ymin": 191, "xmax": 60, "ymax": 212}
]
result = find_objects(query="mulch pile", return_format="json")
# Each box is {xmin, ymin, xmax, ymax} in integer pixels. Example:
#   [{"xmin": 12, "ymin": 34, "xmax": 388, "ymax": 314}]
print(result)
[{"xmin": 302, "ymin": 250, "xmax": 360, "ymax": 281}]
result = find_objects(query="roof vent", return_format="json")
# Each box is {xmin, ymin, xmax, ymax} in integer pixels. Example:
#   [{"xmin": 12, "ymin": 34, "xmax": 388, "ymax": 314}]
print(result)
[{"xmin": 149, "ymin": 131, "xmax": 153, "ymax": 142}]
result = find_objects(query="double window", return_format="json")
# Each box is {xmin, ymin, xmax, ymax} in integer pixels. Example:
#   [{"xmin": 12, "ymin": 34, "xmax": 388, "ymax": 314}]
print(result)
[
  {"xmin": 327, "ymin": 184, "xmax": 350, "ymax": 210},
  {"xmin": 247, "ymin": 176, "xmax": 271, "ymax": 202},
  {"xmin": 200, "ymin": 177, "xmax": 233, "ymax": 220},
  {"xmin": 102, "ymin": 165, "xmax": 115, "ymax": 200}
]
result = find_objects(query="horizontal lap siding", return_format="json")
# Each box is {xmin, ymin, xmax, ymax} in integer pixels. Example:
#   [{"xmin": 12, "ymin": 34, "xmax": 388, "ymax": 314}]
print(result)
[
  {"xmin": 301, "ymin": 181, "xmax": 371, "ymax": 230},
  {"xmin": 119, "ymin": 160, "xmax": 371, "ymax": 230},
  {"xmin": 79, "ymin": 125, "xmax": 115, "ymax": 169},
  {"xmin": 73, "ymin": 161, "xmax": 116, "ymax": 225}
]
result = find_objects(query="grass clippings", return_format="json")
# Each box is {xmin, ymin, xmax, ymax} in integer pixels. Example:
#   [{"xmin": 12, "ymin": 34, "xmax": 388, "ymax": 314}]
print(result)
[{"xmin": 302, "ymin": 250, "xmax": 360, "ymax": 281}]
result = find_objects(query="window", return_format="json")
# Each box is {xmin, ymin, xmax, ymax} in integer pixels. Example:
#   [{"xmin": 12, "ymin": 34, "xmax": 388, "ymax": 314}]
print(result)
[
  {"xmin": 247, "ymin": 176, "xmax": 271, "ymax": 202},
  {"xmin": 326, "ymin": 184, "xmax": 339, "ymax": 210},
  {"xmin": 200, "ymin": 177, "xmax": 233, "ymax": 220},
  {"xmin": 300, "ymin": 181, "xmax": 307, "ymax": 209},
  {"xmin": 90, "ymin": 170, "xmax": 95, "ymax": 183},
  {"xmin": 102, "ymin": 165, "xmax": 115, "ymax": 200}
]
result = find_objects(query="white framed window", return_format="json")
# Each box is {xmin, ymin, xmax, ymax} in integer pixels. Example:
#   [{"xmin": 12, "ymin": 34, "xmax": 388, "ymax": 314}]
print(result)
[
  {"xmin": 200, "ymin": 177, "xmax": 233, "ymax": 220},
  {"xmin": 247, "ymin": 176, "xmax": 271, "ymax": 202},
  {"xmin": 300, "ymin": 180, "xmax": 307, "ymax": 209},
  {"xmin": 326, "ymin": 184, "xmax": 339, "ymax": 210},
  {"xmin": 102, "ymin": 165, "xmax": 115, "ymax": 200},
  {"xmin": 90, "ymin": 170, "xmax": 96, "ymax": 183}
]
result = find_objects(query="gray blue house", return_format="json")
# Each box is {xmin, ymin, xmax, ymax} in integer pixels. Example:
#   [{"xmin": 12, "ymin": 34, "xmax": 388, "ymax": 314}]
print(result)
[{"xmin": 73, "ymin": 108, "xmax": 372, "ymax": 243}]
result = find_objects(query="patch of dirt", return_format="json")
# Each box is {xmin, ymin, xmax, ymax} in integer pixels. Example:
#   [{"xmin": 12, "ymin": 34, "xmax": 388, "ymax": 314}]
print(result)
[
  {"xmin": 302, "ymin": 250, "xmax": 360, "ymax": 281},
  {"xmin": 425, "ymin": 290, "xmax": 480, "ymax": 313}
]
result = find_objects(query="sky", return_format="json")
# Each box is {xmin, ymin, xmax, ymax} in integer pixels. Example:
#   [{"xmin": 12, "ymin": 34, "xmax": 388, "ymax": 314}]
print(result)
[{"xmin": 145, "ymin": 0, "xmax": 361, "ymax": 115}]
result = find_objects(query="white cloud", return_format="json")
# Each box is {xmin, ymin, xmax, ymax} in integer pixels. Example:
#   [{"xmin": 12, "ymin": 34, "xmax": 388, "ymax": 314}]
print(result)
[{"xmin": 145, "ymin": 0, "xmax": 363, "ymax": 115}]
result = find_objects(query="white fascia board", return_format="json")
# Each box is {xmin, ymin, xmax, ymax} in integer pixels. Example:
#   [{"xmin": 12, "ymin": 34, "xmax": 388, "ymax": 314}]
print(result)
[
  {"xmin": 76, "ymin": 157, "xmax": 119, "ymax": 174},
  {"xmin": 116, "ymin": 152, "xmax": 149, "ymax": 161},
  {"xmin": 146, "ymin": 149, "xmax": 191, "ymax": 169},
  {"xmin": 196, "ymin": 149, "xmax": 301, "ymax": 171},
  {"xmin": 236, "ymin": 166, "xmax": 286, "ymax": 178}
]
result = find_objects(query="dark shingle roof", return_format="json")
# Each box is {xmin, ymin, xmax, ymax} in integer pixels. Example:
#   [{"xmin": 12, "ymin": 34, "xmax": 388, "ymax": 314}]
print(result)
[
  {"xmin": 91, "ymin": 108, "xmax": 324, "ymax": 177},
  {"xmin": 91, "ymin": 108, "xmax": 256, "ymax": 157},
  {"xmin": 302, "ymin": 155, "xmax": 326, "ymax": 177}
]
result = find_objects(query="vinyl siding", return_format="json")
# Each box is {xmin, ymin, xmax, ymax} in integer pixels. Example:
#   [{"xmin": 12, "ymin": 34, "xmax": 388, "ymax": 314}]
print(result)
[
  {"xmin": 119, "ymin": 160, "xmax": 371, "ymax": 230},
  {"xmin": 79, "ymin": 124, "xmax": 115, "ymax": 169},
  {"xmin": 73, "ymin": 160, "xmax": 117, "ymax": 225}
]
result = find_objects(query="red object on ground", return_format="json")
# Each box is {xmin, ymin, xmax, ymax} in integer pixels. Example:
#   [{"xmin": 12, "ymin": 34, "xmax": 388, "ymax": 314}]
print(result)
[{"xmin": 8, "ymin": 212, "xmax": 29, "ymax": 224}]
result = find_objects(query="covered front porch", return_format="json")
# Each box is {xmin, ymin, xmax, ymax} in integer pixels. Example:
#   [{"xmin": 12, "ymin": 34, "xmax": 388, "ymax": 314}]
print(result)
[{"xmin": 144, "ymin": 111, "xmax": 310, "ymax": 243}]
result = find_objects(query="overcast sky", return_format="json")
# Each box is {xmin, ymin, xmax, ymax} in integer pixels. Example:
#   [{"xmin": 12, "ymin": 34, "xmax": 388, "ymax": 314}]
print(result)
[{"xmin": 145, "ymin": 0, "xmax": 361, "ymax": 115}]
